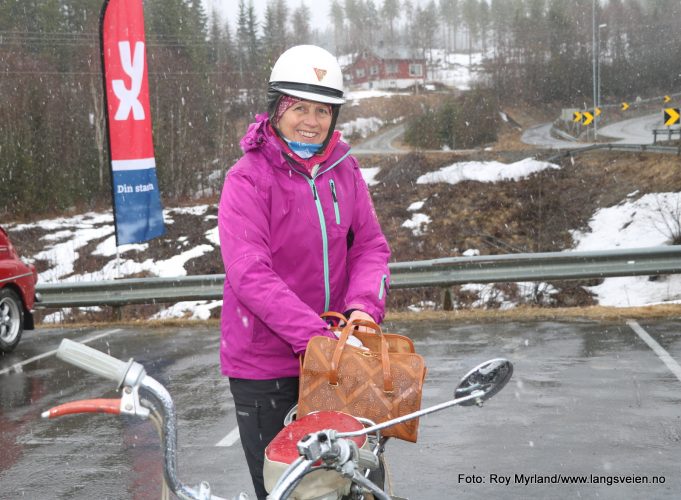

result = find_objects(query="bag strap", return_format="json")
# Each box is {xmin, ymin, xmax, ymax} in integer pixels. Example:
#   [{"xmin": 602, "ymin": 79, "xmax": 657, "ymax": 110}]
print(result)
[
  {"xmin": 347, "ymin": 319, "xmax": 394, "ymax": 393},
  {"xmin": 329, "ymin": 319, "xmax": 394, "ymax": 393},
  {"xmin": 320, "ymin": 311, "xmax": 348, "ymax": 329}
]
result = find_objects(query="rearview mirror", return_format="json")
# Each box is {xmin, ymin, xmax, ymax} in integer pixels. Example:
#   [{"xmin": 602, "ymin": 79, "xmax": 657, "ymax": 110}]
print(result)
[{"xmin": 454, "ymin": 358, "xmax": 513, "ymax": 406}]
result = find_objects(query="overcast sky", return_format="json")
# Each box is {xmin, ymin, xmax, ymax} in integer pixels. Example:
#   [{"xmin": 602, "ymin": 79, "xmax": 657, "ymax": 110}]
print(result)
[
  {"xmin": 203, "ymin": 0, "xmax": 432, "ymax": 32},
  {"xmin": 203, "ymin": 0, "xmax": 337, "ymax": 30}
]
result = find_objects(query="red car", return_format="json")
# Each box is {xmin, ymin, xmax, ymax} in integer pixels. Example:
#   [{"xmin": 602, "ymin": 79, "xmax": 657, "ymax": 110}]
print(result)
[{"xmin": 0, "ymin": 226, "xmax": 39, "ymax": 352}]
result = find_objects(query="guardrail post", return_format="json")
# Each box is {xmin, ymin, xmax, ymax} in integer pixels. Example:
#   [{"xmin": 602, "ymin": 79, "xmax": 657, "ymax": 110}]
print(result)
[
  {"xmin": 653, "ymin": 130, "xmax": 658, "ymax": 144},
  {"xmin": 112, "ymin": 305, "xmax": 123, "ymax": 321},
  {"xmin": 442, "ymin": 287, "xmax": 454, "ymax": 311}
]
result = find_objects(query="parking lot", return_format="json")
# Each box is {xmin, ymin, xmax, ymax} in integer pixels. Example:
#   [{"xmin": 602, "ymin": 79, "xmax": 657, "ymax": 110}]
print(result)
[{"xmin": 1, "ymin": 318, "xmax": 680, "ymax": 499}]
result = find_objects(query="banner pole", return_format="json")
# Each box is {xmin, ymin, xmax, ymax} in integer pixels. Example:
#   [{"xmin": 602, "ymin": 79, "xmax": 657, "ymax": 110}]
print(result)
[
  {"xmin": 116, "ymin": 246, "xmax": 121, "ymax": 279},
  {"xmin": 99, "ymin": 0, "xmax": 118, "ymax": 247}
]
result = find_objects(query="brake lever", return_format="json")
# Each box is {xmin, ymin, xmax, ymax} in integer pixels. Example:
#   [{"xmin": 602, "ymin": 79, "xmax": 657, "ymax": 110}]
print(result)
[
  {"xmin": 41, "ymin": 398, "xmax": 123, "ymax": 419},
  {"xmin": 41, "ymin": 384, "xmax": 150, "ymax": 419}
]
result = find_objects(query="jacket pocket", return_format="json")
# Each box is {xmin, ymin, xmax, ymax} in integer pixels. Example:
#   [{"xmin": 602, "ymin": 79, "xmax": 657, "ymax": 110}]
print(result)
[
  {"xmin": 379, "ymin": 274, "xmax": 388, "ymax": 300},
  {"xmin": 329, "ymin": 179, "xmax": 341, "ymax": 225}
]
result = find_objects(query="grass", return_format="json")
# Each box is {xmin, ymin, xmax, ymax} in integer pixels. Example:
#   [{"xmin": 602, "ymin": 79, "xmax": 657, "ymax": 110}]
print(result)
[
  {"xmin": 386, "ymin": 304, "xmax": 681, "ymax": 322},
  {"xmin": 35, "ymin": 303, "xmax": 681, "ymax": 331}
]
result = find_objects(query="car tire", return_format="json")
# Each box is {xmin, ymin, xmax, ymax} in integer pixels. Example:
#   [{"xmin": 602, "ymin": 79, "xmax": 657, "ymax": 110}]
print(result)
[{"xmin": 0, "ymin": 288, "xmax": 24, "ymax": 353}]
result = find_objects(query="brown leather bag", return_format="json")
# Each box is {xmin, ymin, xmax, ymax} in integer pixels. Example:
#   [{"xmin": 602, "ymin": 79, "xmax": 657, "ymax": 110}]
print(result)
[{"xmin": 298, "ymin": 318, "xmax": 426, "ymax": 442}]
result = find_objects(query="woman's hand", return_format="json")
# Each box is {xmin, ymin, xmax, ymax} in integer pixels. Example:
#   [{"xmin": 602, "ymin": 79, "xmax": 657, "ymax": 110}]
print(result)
[
  {"xmin": 347, "ymin": 310, "xmax": 375, "ymax": 332},
  {"xmin": 333, "ymin": 330, "xmax": 367, "ymax": 350}
]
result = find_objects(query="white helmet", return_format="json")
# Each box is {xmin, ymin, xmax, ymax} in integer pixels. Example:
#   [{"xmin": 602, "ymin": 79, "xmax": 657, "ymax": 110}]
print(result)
[{"xmin": 269, "ymin": 45, "xmax": 345, "ymax": 105}]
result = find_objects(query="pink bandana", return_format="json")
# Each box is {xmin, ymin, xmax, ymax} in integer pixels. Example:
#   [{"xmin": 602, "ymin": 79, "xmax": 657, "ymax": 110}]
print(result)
[
  {"xmin": 274, "ymin": 95, "xmax": 302, "ymax": 125},
  {"xmin": 274, "ymin": 95, "xmax": 333, "ymax": 125}
]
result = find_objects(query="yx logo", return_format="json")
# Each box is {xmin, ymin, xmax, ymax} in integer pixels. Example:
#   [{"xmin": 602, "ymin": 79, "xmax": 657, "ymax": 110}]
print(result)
[
  {"xmin": 113, "ymin": 41, "xmax": 145, "ymax": 121},
  {"xmin": 313, "ymin": 67, "xmax": 327, "ymax": 81}
]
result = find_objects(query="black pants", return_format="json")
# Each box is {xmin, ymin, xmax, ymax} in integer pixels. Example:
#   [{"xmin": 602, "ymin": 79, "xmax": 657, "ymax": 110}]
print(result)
[{"xmin": 229, "ymin": 377, "xmax": 299, "ymax": 500}]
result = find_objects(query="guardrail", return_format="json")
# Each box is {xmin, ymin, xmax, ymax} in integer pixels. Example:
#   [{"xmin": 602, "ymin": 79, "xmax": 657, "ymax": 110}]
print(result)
[
  {"xmin": 36, "ymin": 246, "xmax": 681, "ymax": 310},
  {"xmin": 547, "ymin": 142, "xmax": 681, "ymax": 162},
  {"xmin": 652, "ymin": 128, "xmax": 681, "ymax": 145}
]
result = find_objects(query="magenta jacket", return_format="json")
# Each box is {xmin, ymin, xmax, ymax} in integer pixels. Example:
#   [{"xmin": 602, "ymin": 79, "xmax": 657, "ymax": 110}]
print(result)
[{"xmin": 218, "ymin": 114, "xmax": 391, "ymax": 380}]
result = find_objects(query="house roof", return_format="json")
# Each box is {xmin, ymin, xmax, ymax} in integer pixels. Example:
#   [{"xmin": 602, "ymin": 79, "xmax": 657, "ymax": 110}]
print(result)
[
  {"xmin": 373, "ymin": 46, "xmax": 423, "ymax": 60},
  {"xmin": 352, "ymin": 46, "xmax": 425, "ymax": 63}
]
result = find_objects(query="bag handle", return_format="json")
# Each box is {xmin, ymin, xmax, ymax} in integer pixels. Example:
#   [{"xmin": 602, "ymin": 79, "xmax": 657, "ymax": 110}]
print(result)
[
  {"xmin": 329, "ymin": 319, "xmax": 394, "ymax": 393},
  {"xmin": 320, "ymin": 311, "xmax": 348, "ymax": 329}
]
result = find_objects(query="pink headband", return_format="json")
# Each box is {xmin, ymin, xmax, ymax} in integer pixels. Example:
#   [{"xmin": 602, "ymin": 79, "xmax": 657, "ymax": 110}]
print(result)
[
  {"xmin": 274, "ymin": 95, "xmax": 302, "ymax": 125},
  {"xmin": 274, "ymin": 95, "xmax": 333, "ymax": 125}
]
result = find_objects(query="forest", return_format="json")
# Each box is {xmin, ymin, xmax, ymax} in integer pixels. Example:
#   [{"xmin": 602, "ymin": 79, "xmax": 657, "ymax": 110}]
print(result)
[{"xmin": 1, "ymin": 0, "xmax": 680, "ymax": 217}]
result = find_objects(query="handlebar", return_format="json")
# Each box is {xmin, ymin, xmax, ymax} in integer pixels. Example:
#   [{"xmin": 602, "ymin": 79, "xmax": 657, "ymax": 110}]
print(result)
[
  {"xmin": 50, "ymin": 339, "xmax": 235, "ymax": 500},
  {"xmin": 338, "ymin": 390, "xmax": 485, "ymax": 439},
  {"xmin": 50, "ymin": 338, "xmax": 512, "ymax": 500},
  {"xmin": 57, "ymin": 338, "xmax": 147, "ymax": 390},
  {"xmin": 268, "ymin": 391, "xmax": 485, "ymax": 498}
]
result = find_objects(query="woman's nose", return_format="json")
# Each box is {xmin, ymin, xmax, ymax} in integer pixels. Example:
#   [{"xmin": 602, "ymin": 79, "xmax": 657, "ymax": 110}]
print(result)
[{"xmin": 303, "ymin": 113, "xmax": 319, "ymax": 127}]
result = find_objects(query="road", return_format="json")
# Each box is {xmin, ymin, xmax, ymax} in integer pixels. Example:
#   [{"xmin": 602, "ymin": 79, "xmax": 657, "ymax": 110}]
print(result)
[
  {"xmin": 598, "ymin": 112, "xmax": 664, "ymax": 144},
  {"xmin": 1, "ymin": 319, "xmax": 680, "ymax": 499},
  {"xmin": 520, "ymin": 123, "xmax": 586, "ymax": 149},
  {"xmin": 351, "ymin": 123, "xmax": 407, "ymax": 155},
  {"xmin": 521, "ymin": 112, "xmax": 663, "ymax": 149},
  {"xmin": 351, "ymin": 102, "xmax": 669, "ymax": 154},
  {"xmin": 358, "ymin": 112, "xmax": 665, "ymax": 153}
]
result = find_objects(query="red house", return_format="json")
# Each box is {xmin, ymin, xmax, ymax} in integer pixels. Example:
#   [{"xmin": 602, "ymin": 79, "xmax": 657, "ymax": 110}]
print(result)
[{"xmin": 344, "ymin": 48, "xmax": 426, "ymax": 90}]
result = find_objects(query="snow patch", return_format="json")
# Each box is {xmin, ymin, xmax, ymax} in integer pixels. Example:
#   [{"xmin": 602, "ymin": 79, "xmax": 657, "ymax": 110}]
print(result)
[
  {"xmin": 402, "ymin": 213, "xmax": 431, "ymax": 236},
  {"xmin": 417, "ymin": 158, "xmax": 560, "ymax": 185},
  {"xmin": 572, "ymin": 192, "xmax": 681, "ymax": 306},
  {"xmin": 360, "ymin": 167, "xmax": 381, "ymax": 186}
]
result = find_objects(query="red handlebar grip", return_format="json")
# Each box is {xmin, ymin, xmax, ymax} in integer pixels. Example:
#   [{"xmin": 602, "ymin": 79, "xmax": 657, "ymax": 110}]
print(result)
[{"xmin": 41, "ymin": 399, "xmax": 122, "ymax": 419}]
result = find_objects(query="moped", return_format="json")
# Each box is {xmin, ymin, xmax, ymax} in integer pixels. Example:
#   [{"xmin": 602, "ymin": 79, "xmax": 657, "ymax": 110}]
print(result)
[{"xmin": 43, "ymin": 338, "xmax": 513, "ymax": 500}]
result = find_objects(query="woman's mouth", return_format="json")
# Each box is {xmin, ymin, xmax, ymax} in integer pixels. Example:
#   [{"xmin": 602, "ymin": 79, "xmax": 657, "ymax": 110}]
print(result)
[{"xmin": 297, "ymin": 130, "xmax": 317, "ymax": 139}]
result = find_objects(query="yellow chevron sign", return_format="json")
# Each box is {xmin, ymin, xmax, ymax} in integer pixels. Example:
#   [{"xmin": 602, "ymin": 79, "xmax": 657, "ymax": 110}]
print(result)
[
  {"xmin": 621, "ymin": 102, "xmax": 629, "ymax": 111},
  {"xmin": 664, "ymin": 95, "xmax": 672, "ymax": 103},
  {"xmin": 573, "ymin": 111, "xmax": 582, "ymax": 122},
  {"xmin": 664, "ymin": 108, "xmax": 680, "ymax": 126},
  {"xmin": 594, "ymin": 107, "xmax": 602, "ymax": 116},
  {"xmin": 582, "ymin": 111, "xmax": 594, "ymax": 126}
]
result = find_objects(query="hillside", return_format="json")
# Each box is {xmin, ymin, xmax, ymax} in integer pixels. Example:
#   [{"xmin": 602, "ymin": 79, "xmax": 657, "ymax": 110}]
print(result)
[{"xmin": 7, "ymin": 119, "xmax": 681, "ymax": 323}]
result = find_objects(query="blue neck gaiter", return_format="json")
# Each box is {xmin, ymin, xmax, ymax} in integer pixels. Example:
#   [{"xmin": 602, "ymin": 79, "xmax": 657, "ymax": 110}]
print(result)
[{"xmin": 285, "ymin": 139, "xmax": 322, "ymax": 159}]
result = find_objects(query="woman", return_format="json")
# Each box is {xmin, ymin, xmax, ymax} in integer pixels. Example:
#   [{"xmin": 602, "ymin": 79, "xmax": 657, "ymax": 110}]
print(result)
[{"xmin": 218, "ymin": 45, "xmax": 391, "ymax": 499}]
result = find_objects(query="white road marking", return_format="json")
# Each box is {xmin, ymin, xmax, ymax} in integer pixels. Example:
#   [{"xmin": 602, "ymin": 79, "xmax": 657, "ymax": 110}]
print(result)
[
  {"xmin": 627, "ymin": 320, "xmax": 681, "ymax": 382},
  {"xmin": 0, "ymin": 329, "xmax": 122, "ymax": 376},
  {"xmin": 215, "ymin": 426, "xmax": 240, "ymax": 447}
]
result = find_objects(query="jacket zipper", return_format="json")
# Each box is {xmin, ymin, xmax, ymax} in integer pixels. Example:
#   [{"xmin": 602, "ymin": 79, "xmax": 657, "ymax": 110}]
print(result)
[
  {"xmin": 379, "ymin": 274, "xmax": 388, "ymax": 300},
  {"xmin": 291, "ymin": 151, "xmax": 352, "ymax": 312},
  {"xmin": 329, "ymin": 179, "xmax": 341, "ymax": 224},
  {"xmin": 307, "ymin": 176, "xmax": 331, "ymax": 310}
]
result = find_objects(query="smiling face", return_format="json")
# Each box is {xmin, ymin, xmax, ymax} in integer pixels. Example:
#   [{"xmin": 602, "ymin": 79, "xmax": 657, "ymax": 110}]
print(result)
[{"xmin": 277, "ymin": 99, "xmax": 333, "ymax": 144}]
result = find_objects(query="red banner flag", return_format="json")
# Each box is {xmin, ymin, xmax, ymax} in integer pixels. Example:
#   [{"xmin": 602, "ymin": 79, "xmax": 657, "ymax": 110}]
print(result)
[{"xmin": 101, "ymin": 0, "xmax": 164, "ymax": 245}]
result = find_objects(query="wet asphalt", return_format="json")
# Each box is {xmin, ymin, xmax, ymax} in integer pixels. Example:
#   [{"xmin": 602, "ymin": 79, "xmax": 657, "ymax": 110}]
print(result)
[{"xmin": 1, "ymin": 318, "xmax": 680, "ymax": 499}]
